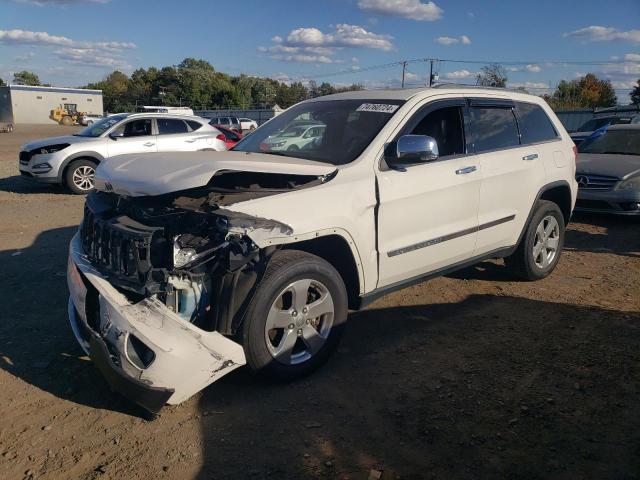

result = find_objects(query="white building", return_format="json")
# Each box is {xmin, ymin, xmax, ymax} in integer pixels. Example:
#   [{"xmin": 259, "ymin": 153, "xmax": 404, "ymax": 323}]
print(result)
[{"xmin": 0, "ymin": 84, "xmax": 103, "ymax": 125}]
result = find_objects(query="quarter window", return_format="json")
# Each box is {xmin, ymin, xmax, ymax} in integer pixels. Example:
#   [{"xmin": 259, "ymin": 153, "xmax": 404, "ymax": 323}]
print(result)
[
  {"xmin": 516, "ymin": 102, "xmax": 558, "ymax": 144},
  {"xmin": 157, "ymin": 119, "xmax": 189, "ymax": 135},
  {"xmin": 186, "ymin": 120, "xmax": 202, "ymax": 131},
  {"xmin": 470, "ymin": 107, "xmax": 520, "ymax": 153}
]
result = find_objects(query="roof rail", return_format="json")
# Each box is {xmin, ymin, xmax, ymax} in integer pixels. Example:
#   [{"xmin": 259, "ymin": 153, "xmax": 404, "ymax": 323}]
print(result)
[{"xmin": 432, "ymin": 82, "xmax": 531, "ymax": 93}]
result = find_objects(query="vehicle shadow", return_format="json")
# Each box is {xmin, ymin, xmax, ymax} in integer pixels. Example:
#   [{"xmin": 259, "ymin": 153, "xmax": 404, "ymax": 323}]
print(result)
[
  {"xmin": 0, "ymin": 225, "xmax": 146, "ymax": 417},
  {"xmin": 0, "ymin": 174, "xmax": 70, "ymax": 195},
  {"xmin": 565, "ymin": 212, "xmax": 640, "ymax": 259},
  {"xmin": 194, "ymin": 295, "xmax": 640, "ymax": 480}
]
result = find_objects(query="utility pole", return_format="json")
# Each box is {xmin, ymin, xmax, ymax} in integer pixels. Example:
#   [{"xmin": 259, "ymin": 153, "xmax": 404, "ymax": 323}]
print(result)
[
  {"xmin": 401, "ymin": 61, "xmax": 407, "ymax": 88},
  {"xmin": 429, "ymin": 59, "xmax": 434, "ymax": 87}
]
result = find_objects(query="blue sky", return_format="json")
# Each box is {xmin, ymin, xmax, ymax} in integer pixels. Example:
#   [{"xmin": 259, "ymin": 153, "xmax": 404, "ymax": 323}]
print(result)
[{"xmin": 1, "ymin": 0, "xmax": 639, "ymax": 100}]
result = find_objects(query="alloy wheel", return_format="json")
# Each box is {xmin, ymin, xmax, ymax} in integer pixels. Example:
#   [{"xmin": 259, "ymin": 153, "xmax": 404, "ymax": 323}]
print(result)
[
  {"xmin": 532, "ymin": 215, "xmax": 560, "ymax": 269},
  {"xmin": 72, "ymin": 165, "xmax": 95, "ymax": 191},
  {"xmin": 264, "ymin": 278, "xmax": 335, "ymax": 365}
]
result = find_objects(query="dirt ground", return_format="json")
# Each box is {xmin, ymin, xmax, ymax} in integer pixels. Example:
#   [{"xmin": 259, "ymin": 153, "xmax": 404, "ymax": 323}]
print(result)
[{"xmin": 0, "ymin": 125, "xmax": 639, "ymax": 480}]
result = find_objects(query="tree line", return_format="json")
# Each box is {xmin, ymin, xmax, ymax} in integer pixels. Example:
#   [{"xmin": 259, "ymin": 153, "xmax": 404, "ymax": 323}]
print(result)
[{"xmin": 2, "ymin": 59, "xmax": 639, "ymax": 111}]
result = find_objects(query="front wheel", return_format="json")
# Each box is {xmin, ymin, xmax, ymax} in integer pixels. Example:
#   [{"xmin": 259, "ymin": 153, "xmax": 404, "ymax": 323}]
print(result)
[
  {"xmin": 242, "ymin": 250, "xmax": 348, "ymax": 381},
  {"xmin": 65, "ymin": 159, "xmax": 97, "ymax": 195},
  {"xmin": 505, "ymin": 200, "xmax": 565, "ymax": 280}
]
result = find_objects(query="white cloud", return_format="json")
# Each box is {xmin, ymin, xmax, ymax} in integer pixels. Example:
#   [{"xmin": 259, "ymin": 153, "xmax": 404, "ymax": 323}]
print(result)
[
  {"xmin": 510, "ymin": 82, "xmax": 549, "ymax": 90},
  {"xmin": 357, "ymin": 0, "xmax": 443, "ymax": 21},
  {"xmin": 444, "ymin": 69, "xmax": 475, "ymax": 79},
  {"xmin": 563, "ymin": 26, "xmax": 640, "ymax": 43},
  {"xmin": 624, "ymin": 53, "xmax": 640, "ymax": 61},
  {"xmin": 54, "ymin": 48, "xmax": 131, "ymax": 69},
  {"xmin": 14, "ymin": 51, "xmax": 35, "ymax": 62},
  {"xmin": 507, "ymin": 64, "xmax": 542, "ymax": 73},
  {"xmin": 286, "ymin": 24, "xmax": 393, "ymax": 51},
  {"xmin": 0, "ymin": 29, "xmax": 135, "ymax": 71},
  {"xmin": 611, "ymin": 80, "xmax": 637, "ymax": 89},
  {"xmin": 0, "ymin": 29, "xmax": 135, "ymax": 50},
  {"xmin": 270, "ymin": 54, "xmax": 335, "ymax": 64},
  {"xmin": 435, "ymin": 35, "xmax": 471, "ymax": 46},
  {"xmin": 260, "ymin": 24, "xmax": 393, "ymax": 64}
]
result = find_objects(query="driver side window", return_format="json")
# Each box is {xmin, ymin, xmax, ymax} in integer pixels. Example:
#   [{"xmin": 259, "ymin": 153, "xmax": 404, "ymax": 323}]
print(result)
[
  {"xmin": 113, "ymin": 119, "xmax": 153, "ymax": 138},
  {"xmin": 409, "ymin": 106, "xmax": 466, "ymax": 157}
]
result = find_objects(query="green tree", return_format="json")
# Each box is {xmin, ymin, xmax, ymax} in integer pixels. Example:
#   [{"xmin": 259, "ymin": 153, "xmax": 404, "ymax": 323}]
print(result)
[
  {"xmin": 0, "ymin": 77, "xmax": 5, "ymax": 87},
  {"xmin": 630, "ymin": 79, "xmax": 640, "ymax": 105},
  {"xmin": 546, "ymin": 73, "xmax": 617, "ymax": 109},
  {"xmin": 12, "ymin": 70, "xmax": 40, "ymax": 86},
  {"xmin": 476, "ymin": 64, "xmax": 507, "ymax": 88}
]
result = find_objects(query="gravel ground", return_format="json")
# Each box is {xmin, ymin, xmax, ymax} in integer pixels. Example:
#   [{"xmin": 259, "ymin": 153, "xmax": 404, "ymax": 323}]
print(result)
[{"xmin": 0, "ymin": 125, "xmax": 639, "ymax": 480}]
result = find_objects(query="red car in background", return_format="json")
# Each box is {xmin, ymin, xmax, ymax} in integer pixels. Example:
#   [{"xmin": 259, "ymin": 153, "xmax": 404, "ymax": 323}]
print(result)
[{"xmin": 211, "ymin": 124, "xmax": 243, "ymax": 149}]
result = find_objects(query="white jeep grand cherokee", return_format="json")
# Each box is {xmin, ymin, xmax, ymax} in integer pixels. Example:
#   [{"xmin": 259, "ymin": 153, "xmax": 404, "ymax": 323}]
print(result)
[{"xmin": 67, "ymin": 87, "xmax": 578, "ymax": 413}]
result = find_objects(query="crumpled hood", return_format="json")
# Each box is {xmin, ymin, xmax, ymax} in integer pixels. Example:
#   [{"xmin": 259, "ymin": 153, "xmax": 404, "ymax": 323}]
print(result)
[
  {"xmin": 94, "ymin": 150, "xmax": 337, "ymax": 196},
  {"xmin": 21, "ymin": 135, "xmax": 97, "ymax": 151},
  {"xmin": 577, "ymin": 153, "xmax": 640, "ymax": 180}
]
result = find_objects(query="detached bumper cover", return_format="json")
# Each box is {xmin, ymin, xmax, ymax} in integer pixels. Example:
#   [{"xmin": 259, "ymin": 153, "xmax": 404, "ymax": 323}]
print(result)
[{"xmin": 67, "ymin": 233, "xmax": 246, "ymax": 412}]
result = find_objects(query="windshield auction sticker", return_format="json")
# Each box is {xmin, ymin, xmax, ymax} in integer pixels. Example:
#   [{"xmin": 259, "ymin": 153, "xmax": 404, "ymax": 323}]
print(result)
[{"xmin": 356, "ymin": 103, "xmax": 399, "ymax": 113}]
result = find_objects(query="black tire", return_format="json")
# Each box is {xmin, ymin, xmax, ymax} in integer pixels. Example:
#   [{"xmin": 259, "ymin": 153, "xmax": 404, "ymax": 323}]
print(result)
[
  {"xmin": 242, "ymin": 250, "xmax": 348, "ymax": 381},
  {"xmin": 505, "ymin": 200, "xmax": 565, "ymax": 280},
  {"xmin": 61, "ymin": 116, "xmax": 73, "ymax": 126},
  {"xmin": 65, "ymin": 159, "xmax": 97, "ymax": 195},
  {"xmin": 287, "ymin": 145, "xmax": 299, "ymax": 152}
]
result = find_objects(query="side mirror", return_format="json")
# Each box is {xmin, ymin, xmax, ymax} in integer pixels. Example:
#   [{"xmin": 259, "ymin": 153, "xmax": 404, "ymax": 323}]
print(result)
[
  {"xmin": 384, "ymin": 135, "xmax": 439, "ymax": 171},
  {"xmin": 109, "ymin": 131, "xmax": 124, "ymax": 140}
]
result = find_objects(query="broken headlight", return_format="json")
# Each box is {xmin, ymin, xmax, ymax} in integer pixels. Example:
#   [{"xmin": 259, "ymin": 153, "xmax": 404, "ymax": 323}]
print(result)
[
  {"xmin": 36, "ymin": 143, "xmax": 70, "ymax": 155},
  {"xmin": 173, "ymin": 234, "xmax": 227, "ymax": 269}
]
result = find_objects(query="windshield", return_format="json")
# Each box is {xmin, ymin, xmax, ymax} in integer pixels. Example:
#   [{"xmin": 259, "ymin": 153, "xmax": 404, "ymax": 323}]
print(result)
[
  {"xmin": 579, "ymin": 130, "xmax": 640, "ymax": 155},
  {"xmin": 233, "ymin": 99, "xmax": 405, "ymax": 165},
  {"xmin": 75, "ymin": 114, "xmax": 128, "ymax": 137}
]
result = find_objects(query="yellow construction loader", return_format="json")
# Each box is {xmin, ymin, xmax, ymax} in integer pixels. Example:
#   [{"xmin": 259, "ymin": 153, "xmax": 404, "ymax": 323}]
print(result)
[{"xmin": 50, "ymin": 104, "xmax": 85, "ymax": 126}]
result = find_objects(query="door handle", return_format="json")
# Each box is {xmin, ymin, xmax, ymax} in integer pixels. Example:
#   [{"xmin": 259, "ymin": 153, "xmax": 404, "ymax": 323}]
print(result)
[
  {"xmin": 455, "ymin": 166, "xmax": 477, "ymax": 175},
  {"xmin": 185, "ymin": 139, "xmax": 197, "ymax": 143},
  {"xmin": 143, "ymin": 142, "xmax": 155, "ymax": 147},
  {"xmin": 522, "ymin": 153, "xmax": 538, "ymax": 161}
]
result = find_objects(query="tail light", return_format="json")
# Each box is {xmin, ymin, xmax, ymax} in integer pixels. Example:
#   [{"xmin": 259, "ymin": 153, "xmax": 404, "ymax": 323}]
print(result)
[
  {"xmin": 216, "ymin": 134, "xmax": 226, "ymax": 141},
  {"xmin": 572, "ymin": 145, "xmax": 578, "ymax": 163}
]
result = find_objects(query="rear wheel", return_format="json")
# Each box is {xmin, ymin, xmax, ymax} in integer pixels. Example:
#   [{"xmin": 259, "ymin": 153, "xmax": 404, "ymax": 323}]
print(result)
[
  {"xmin": 242, "ymin": 250, "xmax": 348, "ymax": 381},
  {"xmin": 61, "ymin": 116, "xmax": 73, "ymax": 126},
  {"xmin": 65, "ymin": 159, "xmax": 97, "ymax": 195},
  {"xmin": 505, "ymin": 200, "xmax": 565, "ymax": 280}
]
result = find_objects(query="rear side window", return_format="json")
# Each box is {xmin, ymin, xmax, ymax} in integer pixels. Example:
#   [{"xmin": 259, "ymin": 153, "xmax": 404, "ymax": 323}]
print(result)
[
  {"xmin": 470, "ymin": 107, "xmax": 519, "ymax": 153},
  {"xmin": 157, "ymin": 119, "xmax": 189, "ymax": 135},
  {"xmin": 186, "ymin": 120, "xmax": 202, "ymax": 131},
  {"xmin": 516, "ymin": 102, "xmax": 558, "ymax": 144},
  {"xmin": 220, "ymin": 118, "xmax": 230, "ymax": 125}
]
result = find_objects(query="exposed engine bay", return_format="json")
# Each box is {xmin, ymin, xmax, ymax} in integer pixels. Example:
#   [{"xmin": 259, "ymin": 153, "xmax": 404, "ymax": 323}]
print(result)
[{"xmin": 80, "ymin": 169, "xmax": 335, "ymax": 335}]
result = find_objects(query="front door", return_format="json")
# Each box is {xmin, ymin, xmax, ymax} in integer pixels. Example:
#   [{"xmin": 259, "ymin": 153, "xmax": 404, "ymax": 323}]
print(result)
[
  {"xmin": 376, "ymin": 100, "xmax": 481, "ymax": 288},
  {"xmin": 106, "ymin": 118, "xmax": 157, "ymax": 157}
]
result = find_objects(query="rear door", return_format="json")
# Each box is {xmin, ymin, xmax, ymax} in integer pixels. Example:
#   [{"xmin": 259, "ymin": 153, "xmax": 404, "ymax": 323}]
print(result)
[
  {"xmin": 376, "ymin": 98, "xmax": 481, "ymax": 288},
  {"xmin": 156, "ymin": 118, "xmax": 196, "ymax": 152},
  {"xmin": 106, "ymin": 118, "xmax": 157, "ymax": 157},
  {"xmin": 469, "ymin": 99, "xmax": 547, "ymax": 255}
]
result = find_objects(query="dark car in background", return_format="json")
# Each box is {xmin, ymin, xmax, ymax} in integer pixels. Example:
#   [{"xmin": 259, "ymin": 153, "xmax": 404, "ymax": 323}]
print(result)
[
  {"xmin": 570, "ymin": 115, "xmax": 634, "ymax": 146},
  {"xmin": 574, "ymin": 124, "xmax": 640, "ymax": 215}
]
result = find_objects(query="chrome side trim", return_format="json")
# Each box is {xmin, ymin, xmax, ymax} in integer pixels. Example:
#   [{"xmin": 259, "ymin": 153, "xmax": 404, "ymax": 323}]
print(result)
[{"xmin": 387, "ymin": 214, "xmax": 516, "ymax": 257}]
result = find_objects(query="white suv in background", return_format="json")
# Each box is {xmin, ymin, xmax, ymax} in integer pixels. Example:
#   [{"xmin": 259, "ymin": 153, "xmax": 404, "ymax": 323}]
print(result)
[
  {"xmin": 68, "ymin": 87, "xmax": 577, "ymax": 413},
  {"xmin": 19, "ymin": 113, "xmax": 227, "ymax": 194}
]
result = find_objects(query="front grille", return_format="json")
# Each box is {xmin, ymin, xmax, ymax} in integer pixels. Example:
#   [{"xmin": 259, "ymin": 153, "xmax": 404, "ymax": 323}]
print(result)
[
  {"xmin": 19, "ymin": 151, "xmax": 31, "ymax": 165},
  {"xmin": 575, "ymin": 173, "xmax": 619, "ymax": 190},
  {"xmin": 81, "ymin": 205, "xmax": 164, "ymax": 289}
]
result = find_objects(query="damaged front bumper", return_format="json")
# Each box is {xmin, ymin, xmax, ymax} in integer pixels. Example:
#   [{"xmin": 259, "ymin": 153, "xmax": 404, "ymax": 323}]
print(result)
[{"xmin": 67, "ymin": 233, "xmax": 246, "ymax": 413}]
